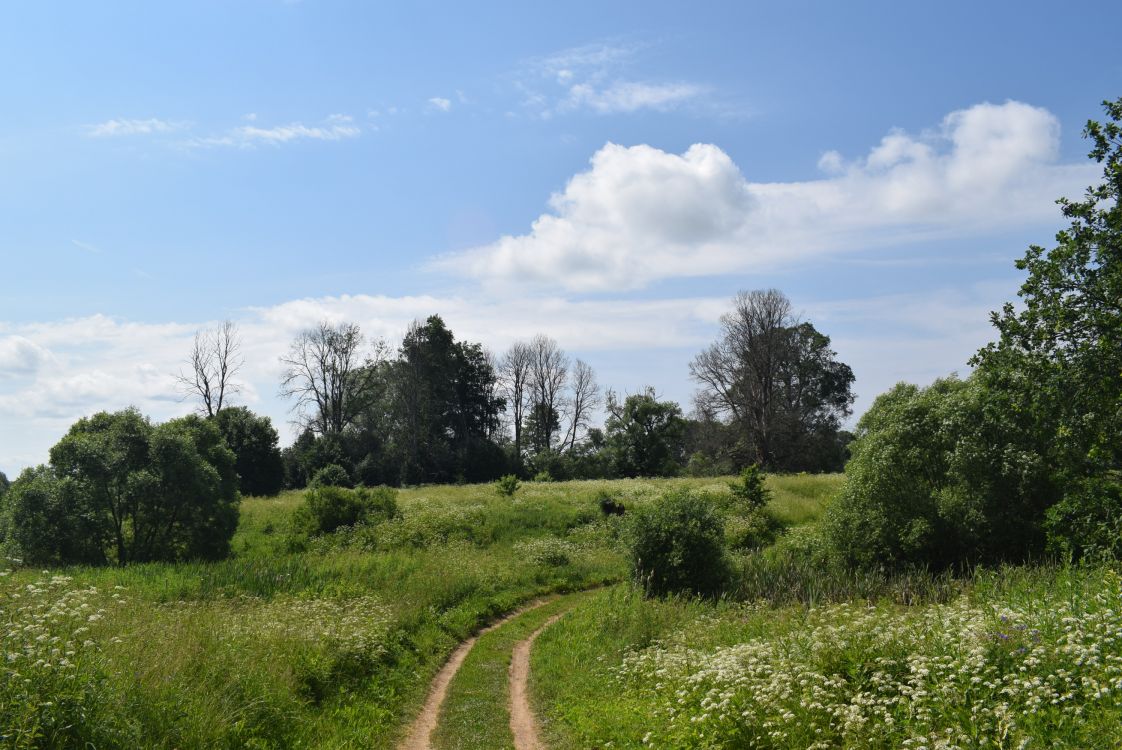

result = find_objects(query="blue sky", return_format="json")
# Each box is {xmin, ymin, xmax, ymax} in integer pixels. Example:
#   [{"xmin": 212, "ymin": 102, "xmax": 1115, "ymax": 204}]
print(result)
[{"xmin": 1, "ymin": 1, "xmax": 1119, "ymax": 473}]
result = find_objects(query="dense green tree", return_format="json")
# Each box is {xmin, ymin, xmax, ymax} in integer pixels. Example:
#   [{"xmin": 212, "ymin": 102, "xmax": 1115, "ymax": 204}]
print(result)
[
  {"xmin": 214, "ymin": 406, "xmax": 284, "ymax": 496},
  {"xmin": 604, "ymin": 389, "xmax": 687, "ymax": 477},
  {"xmin": 1, "ymin": 465, "xmax": 104, "ymax": 565},
  {"xmin": 16, "ymin": 409, "xmax": 242, "ymax": 565},
  {"xmin": 0, "ymin": 470, "xmax": 8, "ymax": 498},
  {"xmin": 387, "ymin": 315, "xmax": 505, "ymax": 483},
  {"xmin": 972, "ymin": 97, "xmax": 1122, "ymax": 557},
  {"xmin": 824, "ymin": 377, "xmax": 1052, "ymax": 568}
]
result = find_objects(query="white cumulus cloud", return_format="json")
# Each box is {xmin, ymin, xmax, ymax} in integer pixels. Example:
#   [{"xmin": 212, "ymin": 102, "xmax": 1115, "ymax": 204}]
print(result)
[
  {"xmin": 437, "ymin": 100, "xmax": 1093, "ymax": 291},
  {"xmin": 0, "ymin": 336, "xmax": 54, "ymax": 375},
  {"xmin": 428, "ymin": 97, "xmax": 452, "ymax": 112}
]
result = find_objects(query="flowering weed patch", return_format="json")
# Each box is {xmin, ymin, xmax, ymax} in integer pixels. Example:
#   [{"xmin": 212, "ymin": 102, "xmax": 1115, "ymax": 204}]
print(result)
[
  {"xmin": 536, "ymin": 568, "xmax": 1122, "ymax": 749},
  {"xmin": 0, "ymin": 571, "xmax": 129, "ymax": 748}
]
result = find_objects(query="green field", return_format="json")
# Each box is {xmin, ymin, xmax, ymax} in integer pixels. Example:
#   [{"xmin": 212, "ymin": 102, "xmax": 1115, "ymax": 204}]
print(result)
[{"xmin": 4, "ymin": 474, "xmax": 1119, "ymax": 748}]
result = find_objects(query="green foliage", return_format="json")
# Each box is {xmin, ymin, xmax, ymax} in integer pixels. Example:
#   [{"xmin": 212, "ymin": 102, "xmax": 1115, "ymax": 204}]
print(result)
[
  {"xmin": 309, "ymin": 463, "xmax": 353, "ymax": 489},
  {"xmin": 605, "ymin": 388, "xmax": 687, "ymax": 478},
  {"xmin": 214, "ymin": 406, "xmax": 284, "ymax": 496},
  {"xmin": 296, "ymin": 484, "xmax": 399, "ymax": 536},
  {"xmin": 494, "ymin": 474, "xmax": 521, "ymax": 497},
  {"xmin": 5, "ymin": 409, "xmax": 239, "ymax": 566},
  {"xmin": 0, "ymin": 469, "xmax": 9, "ymax": 497},
  {"xmin": 728, "ymin": 464, "xmax": 770, "ymax": 510},
  {"xmin": 724, "ymin": 507, "xmax": 784, "ymax": 552},
  {"xmin": 824, "ymin": 378, "xmax": 1051, "ymax": 568},
  {"xmin": 532, "ymin": 470, "xmax": 554, "ymax": 483},
  {"xmin": 1043, "ymin": 475, "xmax": 1122, "ymax": 560},
  {"xmin": 970, "ymin": 97, "xmax": 1122, "ymax": 559},
  {"xmin": 1, "ymin": 466, "xmax": 104, "ymax": 566},
  {"xmin": 629, "ymin": 489, "xmax": 730, "ymax": 597}
]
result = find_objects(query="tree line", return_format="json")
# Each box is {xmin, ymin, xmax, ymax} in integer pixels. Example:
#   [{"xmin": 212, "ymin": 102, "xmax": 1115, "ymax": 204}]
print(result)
[
  {"xmin": 0, "ymin": 292, "xmax": 855, "ymax": 566},
  {"xmin": 275, "ymin": 305, "xmax": 854, "ymax": 490}
]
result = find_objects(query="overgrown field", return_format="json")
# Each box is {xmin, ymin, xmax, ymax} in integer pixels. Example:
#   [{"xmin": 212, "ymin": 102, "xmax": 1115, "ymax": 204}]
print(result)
[
  {"xmin": 2, "ymin": 475, "xmax": 828, "ymax": 748},
  {"xmin": 6, "ymin": 473, "xmax": 1118, "ymax": 749}
]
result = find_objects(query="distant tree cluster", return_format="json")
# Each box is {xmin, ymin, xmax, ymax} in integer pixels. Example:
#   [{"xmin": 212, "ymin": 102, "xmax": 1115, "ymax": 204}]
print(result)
[{"xmin": 277, "ymin": 302, "xmax": 856, "ymax": 489}]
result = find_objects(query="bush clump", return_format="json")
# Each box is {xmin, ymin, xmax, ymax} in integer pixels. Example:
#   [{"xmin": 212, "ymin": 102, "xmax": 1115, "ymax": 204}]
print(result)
[
  {"xmin": 296, "ymin": 485, "xmax": 398, "ymax": 536},
  {"xmin": 495, "ymin": 474, "xmax": 521, "ymax": 497},
  {"xmin": 309, "ymin": 463, "xmax": 353, "ymax": 489},
  {"xmin": 629, "ymin": 489, "xmax": 730, "ymax": 598},
  {"xmin": 729, "ymin": 464, "xmax": 770, "ymax": 510},
  {"xmin": 596, "ymin": 490, "xmax": 626, "ymax": 516}
]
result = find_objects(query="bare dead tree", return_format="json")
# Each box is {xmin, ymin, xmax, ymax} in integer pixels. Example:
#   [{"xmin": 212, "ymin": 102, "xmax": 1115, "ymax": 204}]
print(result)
[
  {"xmin": 174, "ymin": 319, "xmax": 243, "ymax": 417},
  {"xmin": 563, "ymin": 358, "xmax": 600, "ymax": 452},
  {"xmin": 527, "ymin": 334, "xmax": 569, "ymax": 452},
  {"xmin": 279, "ymin": 321, "xmax": 385, "ymax": 436},
  {"xmin": 498, "ymin": 340, "xmax": 534, "ymax": 459}
]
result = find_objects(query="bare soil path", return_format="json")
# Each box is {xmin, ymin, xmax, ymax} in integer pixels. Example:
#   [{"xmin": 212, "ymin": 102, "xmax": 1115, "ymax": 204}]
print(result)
[
  {"xmin": 397, "ymin": 598, "xmax": 553, "ymax": 750},
  {"xmin": 508, "ymin": 612, "xmax": 567, "ymax": 750}
]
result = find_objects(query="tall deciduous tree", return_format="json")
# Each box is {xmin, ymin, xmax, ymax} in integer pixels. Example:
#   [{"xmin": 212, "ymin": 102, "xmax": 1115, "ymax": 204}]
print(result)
[
  {"xmin": 564, "ymin": 358, "xmax": 600, "ymax": 452},
  {"xmin": 690, "ymin": 289, "xmax": 854, "ymax": 470},
  {"xmin": 972, "ymin": 97, "xmax": 1122, "ymax": 557},
  {"xmin": 174, "ymin": 320, "xmax": 243, "ymax": 417},
  {"xmin": 280, "ymin": 321, "xmax": 385, "ymax": 436},
  {"xmin": 499, "ymin": 340, "xmax": 533, "ymax": 463},
  {"xmin": 605, "ymin": 388, "xmax": 687, "ymax": 477},
  {"xmin": 527, "ymin": 334, "xmax": 568, "ymax": 453}
]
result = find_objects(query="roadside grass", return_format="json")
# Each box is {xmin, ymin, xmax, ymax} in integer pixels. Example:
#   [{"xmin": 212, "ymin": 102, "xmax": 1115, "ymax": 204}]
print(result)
[{"xmin": 534, "ymin": 566, "xmax": 1122, "ymax": 749}]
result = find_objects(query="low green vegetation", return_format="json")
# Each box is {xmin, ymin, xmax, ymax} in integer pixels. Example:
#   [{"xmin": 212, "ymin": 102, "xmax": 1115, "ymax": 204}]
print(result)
[
  {"xmin": 535, "ymin": 566, "xmax": 1122, "ymax": 749},
  {"xmin": 0, "ymin": 475, "xmax": 735, "ymax": 748}
]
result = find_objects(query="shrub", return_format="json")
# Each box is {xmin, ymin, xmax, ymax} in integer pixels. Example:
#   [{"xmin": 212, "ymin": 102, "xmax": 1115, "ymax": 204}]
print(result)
[
  {"xmin": 728, "ymin": 464, "xmax": 770, "ymax": 510},
  {"xmin": 310, "ymin": 463, "xmax": 353, "ymax": 489},
  {"xmin": 532, "ymin": 470, "xmax": 554, "ymax": 483},
  {"xmin": 724, "ymin": 508, "xmax": 784, "ymax": 551},
  {"xmin": 495, "ymin": 474, "xmax": 521, "ymax": 497},
  {"xmin": 298, "ymin": 485, "xmax": 398, "ymax": 536},
  {"xmin": 596, "ymin": 490, "xmax": 626, "ymax": 516},
  {"xmin": 629, "ymin": 489, "xmax": 730, "ymax": 598}
]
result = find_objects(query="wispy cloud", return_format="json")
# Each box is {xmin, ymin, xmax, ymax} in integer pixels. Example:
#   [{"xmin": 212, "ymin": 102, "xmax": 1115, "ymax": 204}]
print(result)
[
  {"xmin": 185, "ymin": 114, "xmax": 361, "ymax": 149},
  {"xmin": 562, "ymin": 81, "xmax": 705, "ymax": 114},
  {"xmin": 516, "ymin": 40, "xmax": 709, "ymax": 118},
  {"xmin": 70, "ymin": 239, "xmax": 101, "ymax": 254},
  {"xmin": 86, "ymin": 118, "xmax": 186, "ymax": 137},
  {"xmin": 428, "ymin": 97, "xmax": 452, "ymax": 112}
]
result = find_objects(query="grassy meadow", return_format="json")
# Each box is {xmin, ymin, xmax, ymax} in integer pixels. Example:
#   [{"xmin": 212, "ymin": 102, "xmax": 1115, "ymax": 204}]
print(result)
[{"xmin": 5, "ymin": 473, "xmax": 1120, "ymax": 748}]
